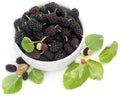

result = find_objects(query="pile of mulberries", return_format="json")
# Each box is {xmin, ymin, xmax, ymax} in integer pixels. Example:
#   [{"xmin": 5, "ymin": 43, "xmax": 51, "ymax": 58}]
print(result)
[{"xmin": 14, "ymin": 2, "xmax": 83, "ymax": 61}]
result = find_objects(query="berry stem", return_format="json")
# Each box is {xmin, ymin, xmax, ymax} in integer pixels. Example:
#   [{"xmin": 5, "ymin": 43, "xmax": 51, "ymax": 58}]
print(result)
[
  {"xmin": 48, "ymin": 10, "xmax": 51, "ymax": 14},
  {"xmin": 48, "ymin": 44, "xmax": 51, "ymax": 46},
  {"xmin": 17, "ymin": 26, "xmax": 21, "ymax": 32},
  {"xmin": 55, "ymin": 25, "xmax": 58, "ymax": 28},
  {"xmin": 39, "ymin": 14, "xmax": 42, "ymax": 17},
  {"xmin": 40, "ymin": 50, "xmax": 44, "ymax": 55},
  {"xmin": 43, "ymin": 23, "xmax": 47, "ymax": 26},
  {"xmin": 33, "ymin": 36, "xmax": 48, "ymax": 44},
  {"xmin": 54, "ymin": 8, "xmax": 58, "ymax": 14},
  {"xmin": 65, "ymin": 11, "xmax": 67, "ymax": 17},
  {"xmin": 65, "ymin": 36, "xmax": 68, "ymax": 42},
  {"xmin": 25, "ymin": 15, "xmax": 31, "ymax": 20}
]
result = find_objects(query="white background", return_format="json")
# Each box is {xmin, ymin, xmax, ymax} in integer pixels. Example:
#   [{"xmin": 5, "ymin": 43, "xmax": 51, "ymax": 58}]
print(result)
[{"xmin": 0, "ymin": 0, "xmax": 120, "ymax": 96}]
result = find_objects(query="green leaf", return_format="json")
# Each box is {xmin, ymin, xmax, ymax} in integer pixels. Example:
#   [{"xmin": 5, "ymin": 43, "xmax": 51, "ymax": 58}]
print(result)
[
  {"xmin": 99, "ymin": 41, "xmax": 118, "ymax": 63},
  {"xmin": 85, "ymin": 34, "xmax": 104, "ymax": 52},
  {"xmin": 29, "ymin": 68, "xmax": 44, "ymax": 84},
  {"xmin": 87, "ymin": 59, "xmax": 104, "ymax": 80},
  {"xmin": 63, "ymin": 61, "xmax": 89, "ymax": 89},
  {"xmin": 2, "ymin": 75, "xmax": 23, "ymax": 94},
  {"xmin": 21, "ymin": 37, "xmax": 34, "ymax": 53}
]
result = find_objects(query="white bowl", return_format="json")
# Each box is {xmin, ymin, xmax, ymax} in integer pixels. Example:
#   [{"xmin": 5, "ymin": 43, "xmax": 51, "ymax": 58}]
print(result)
[{"xmin": 15, "ymin": 32, "xmax": 85, "ymax": 71}]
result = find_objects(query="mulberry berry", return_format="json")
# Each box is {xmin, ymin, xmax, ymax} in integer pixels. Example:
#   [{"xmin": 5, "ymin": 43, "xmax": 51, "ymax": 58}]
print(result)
[
  {"xmin": 76, "ymin": 19, "xmax": 83, "ymax": 32},
  {"xmin": 58, "ymin": 17, "xmax": 70, "ymax": 27},
  {"xmin": 6, "ymin": 64, "xmax": 17, "ymax": 72},
  {"xmin": 21, "ymin": 22, "xmax": 32, "ymax": 35},
  {"xmin": 29, "ymin": 6, "xmax": 40, "ymax": 14},
  {"xmin": 61, "ymin": 28, "xmax": 71, "ymax": 39},
  {"xmin": 15, "ymin": 30, "xmax": 26, "ymax": 45},
  {"xmin": 14, "ymin": 18, "xmax": 26, "ymax": 31},
  {"xmin": 45, "ymin": 2, "xmax": 59, "ymax": 12},
  {"xmin": 16, "ymin": 57, "xmax": 26, "ymax": 64},
  {"xmin": 54, "ymin": 49, "xmax": 66, "ymax": 60},
  {"xmin": 55, "ymin": 33, "xmax": 63, "ymax": 41},
  {"xmin": 40, "ymin": 6, "xmax": 48, "ymax": 13},
  {"xmin": 27, "ymin": 50, "xmax": 41, "ymax": 60},
  {"xmin": 83, "ymin": 47, "xmax": 92, "ymax": 56},
  {"xmin": 27, "ymin": 18, "xmax": 42, "ymax": 32},
  {"xmin": 74, "ymin": 25, "xmax": 83, "ymax": 37},
  {"xmin": 32, "ymin": 31, "xmax": 44, "ymax": 40},
  {"xmin": 41, "ymin": 44, "xmax": 48, "ymax": 51},
  {"xmin": 70, "ymin": 38, "xmax": 79, "ymax": 49},
  {"xmin": 44, "ymin": 50, "xmax": 54, "ymax": 60},
  {"xmin": 64, "ymin": 43, "xmax": 74, "ymax": 54},
  {"xmin": 68, "ymin": 8, "xmax": 79, "ymax": 20},
  {"xmin": 49, "ymin": 41, "xmax": 63, "ymax": 52},
  {"xmin": 45, "ymin": 26, "xmax": 57, "ymax": 36},
  {"xmin": 22, "ymin": 72, "xmax": 28, "ymax": 80},
  {"xmin": 56, "ymin": 8, "xmax": 65, "ymax": 17},
  {"xmin": 47, "ymin": 13, "xmax": 58, "ymax": 24}
]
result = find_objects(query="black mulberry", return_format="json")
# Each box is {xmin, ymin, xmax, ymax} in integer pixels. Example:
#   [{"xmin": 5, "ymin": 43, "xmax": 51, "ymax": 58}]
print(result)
[
  {"xmin": 29, "ymin": 6, "xmax": 40, "ymax": 14},
  {"xmin": 44, "ymin": 50, "xmax": 54, "ymax": 60},
  {"xmin": 16, "ymin": 57, "xmax": 26, "ymax": 64},
  {"xmin": 49, "ymin": 41, "xmax": 63, "ymax": 52},
  {"xmin": 70, "ymin": 38, "xmax": 79, "ymax": 49},
  {"xmin": 45, "ymin": 26, "xmax": 57, "ymax": 36},
  {"xmin": 68, "ymin": 8, "xmax": 79, "ymax": 20},
  {"xmin": 64, "ymin": 43, "xmax": 74, "ymax": 54},
  {"xmin": 6, "ymin": 64, "xmax": 17, "ymax": 72},
  {"xmin": 54, "ymin": 49, "xmax": 66, "ymax": 60},
  {"xmin": 15, "ymin": 30, "xmax": 26, "ymax": 45},
  {"xmin": 22, "ymin": 72, "xmax": 28, "ymax": 80},
  {"xmin": 27, "ymin": 18, "xmax": 42, "ymax": 32}
]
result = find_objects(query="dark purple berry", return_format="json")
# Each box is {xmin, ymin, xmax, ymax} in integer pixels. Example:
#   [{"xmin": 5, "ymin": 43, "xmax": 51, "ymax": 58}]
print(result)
[
  {"xmin": 32, "ymin": 31, "xmax": 44, "ymax": 40},
  {"xmin": 70, "ymin": 38, "xmax": 80, "ymax": 49},
  {"xmin": 41, "ymin": 44, "xmax": 48, "ymax": 51},
  {"xmin": 40, "ymin": 6, "xmax": 48, "ymax": 13},
  {"xmin": 15, "ymin": 30, "xmax": 26, "ymax": 45},
  {"xmin": 83, "ymin": 47, "xmax": 92, "ymax": 56},
  {"xmin": 45, "ymin": 26, "xmax": 57, "ymax": 36},
  {"xmin": 74, "ymin": 25, "xmax": 83, "ymax": 37},
  {"xmin": 76, "ymin": 19, "xmax": 83, "ymax": 32},
  {"xmin": 58, "ymin": 17, "xmax": 70, "ymax": 27},
  {"xmin": 49, "ymin": 41, "xmax": 63, "ymax": 52},
  {"xmin": 29, "ymin": 6, "xmax": 40, "ymax": 14},
  {"xmin": 61, "ymin": 28, "xmax": 71, "ymax": 39},
  {"xmin": 55, "ymin": 33, "xmax": 63, "ymax": 41},
  {"xmin": 44, "ymin": 50, "xmax": 54, "ymax": 60},
  {"xmin": 6, "ymin": 64, "xmax": 17, "ymax": 72},
  {"xmin": 14, "ymin": 18, "xmax": 26, "ymax": 31},
  {"xmin": 45, "ymin": 2, "xmax": 59, "ymax": 12},
  {"xmin": 22, "ymin": 72, "xmax": 28, "ymax": 80},
  {"xmin": 55, "ymin": 49, "xmax": 66, "ymax": 60},
  {"xmin": 56, "ymin": 8, "xmax": 65, "ymax": 17},
  {"xmin": 16, "ymin": 57, "xmax": 26, "ymax": 64},
  {"xmin": 68, "ymin": 8, "xmax": 79, "ymax": 20},
  {"xmin": 27, "ymin": 18, "xmax": 42, "ymax": 32},
  {"xmin": 64, "ymin": 43, "xmax": 74, "ymax": 54},
  {"xmin": 27, "ymin": 50, "xmax": 41, "ymax": 60},
  {"xmin": 46, "ymin": 13, "xmax": 58, "ymax": 24}
]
